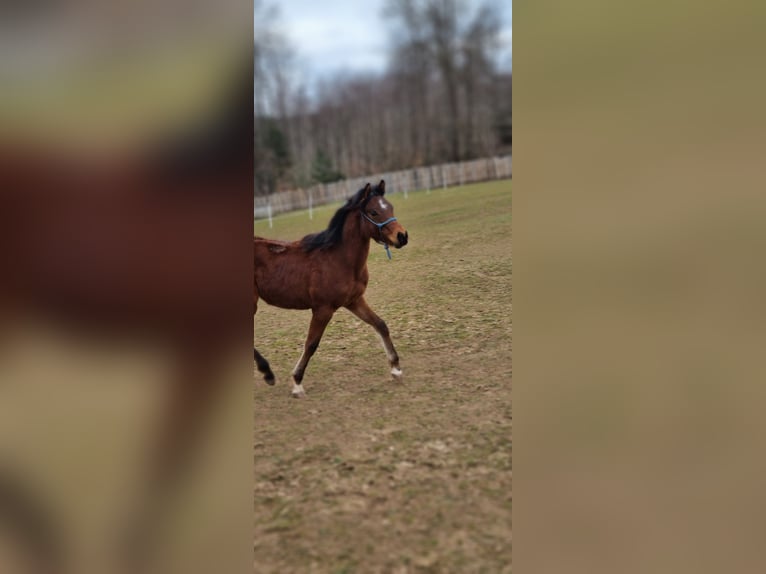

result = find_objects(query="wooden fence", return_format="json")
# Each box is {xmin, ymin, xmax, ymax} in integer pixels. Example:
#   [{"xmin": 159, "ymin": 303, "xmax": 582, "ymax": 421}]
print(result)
[{"xmin": 254, "ymin": 155, "xmax": 511, "ymax": 219}]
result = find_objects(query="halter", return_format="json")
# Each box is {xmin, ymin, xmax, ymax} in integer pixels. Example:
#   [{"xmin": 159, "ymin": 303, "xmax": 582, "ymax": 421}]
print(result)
[{"xmin": 361, "ymin": 211, "xmax": 397, "ymax": 260}]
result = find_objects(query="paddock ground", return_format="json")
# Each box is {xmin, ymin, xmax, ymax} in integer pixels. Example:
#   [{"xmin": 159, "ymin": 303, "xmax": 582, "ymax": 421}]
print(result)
[{"xmin": 254, "ymin": 179, "xmax": 512, "ymax": 573}]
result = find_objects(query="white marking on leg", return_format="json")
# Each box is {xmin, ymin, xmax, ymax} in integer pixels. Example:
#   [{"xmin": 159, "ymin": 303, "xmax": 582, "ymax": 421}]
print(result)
[
  {"xmin": 391, "ymin": 367, "xmax": 403, "ymax": 377},
  {"xmin": 377, "ymin": 333, "xmax": 396, "ymax": 363},
  {"xmin": 291, "ymin": 351, "xmax": 308, "ymax": 396},
  {"xmin": 292, "ymin": 351, "xmax": 306, "ymax": 377},
  {"xmin": 291, "ymin": 382, "xmax": 306, "ymax": 397}
]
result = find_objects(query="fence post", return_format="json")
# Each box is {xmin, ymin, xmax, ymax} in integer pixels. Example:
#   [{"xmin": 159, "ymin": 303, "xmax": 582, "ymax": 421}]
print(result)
[
  {"xmin": 308, "ymin": 190, "xmax": 313, "ymax": 220},
  {"xmin": 404, "ymin": 170, "xmax": 409, "ymax": 199},
  {"xmin": 267, "ymin": 203, "xmax": 273, "ymax": 229},
  {"xmin": 441, "ymin": 164, "xmax": 447, "ymax": 189}
]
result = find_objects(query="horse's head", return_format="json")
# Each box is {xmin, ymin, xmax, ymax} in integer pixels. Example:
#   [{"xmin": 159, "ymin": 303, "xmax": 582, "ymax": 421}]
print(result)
[{"xmin": 361, "ymin": 180, "xmax": 409, "ymax": 249}]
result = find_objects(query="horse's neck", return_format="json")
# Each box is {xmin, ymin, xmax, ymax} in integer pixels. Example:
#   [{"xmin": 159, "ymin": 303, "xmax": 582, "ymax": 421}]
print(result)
[{"xmin": 338, "ymin": 213, "xmax": 371, "ymax": 272}]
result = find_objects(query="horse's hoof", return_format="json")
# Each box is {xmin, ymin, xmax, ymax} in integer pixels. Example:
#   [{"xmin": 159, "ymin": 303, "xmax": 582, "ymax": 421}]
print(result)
[
  {"xmin": 391, "ymin": 367, "xmax": 403, "ymax": 382},
  {"xmin": 264, "ymin": 374, "xmax": 276, "ymax": 386},
  {"xmin": 290, "ymin": 384, "xmax": 306, "ymax": 398}
]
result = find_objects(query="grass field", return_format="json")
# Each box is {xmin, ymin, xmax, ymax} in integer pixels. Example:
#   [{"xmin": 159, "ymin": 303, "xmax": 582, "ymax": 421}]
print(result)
[{"xmin": 254, "ymin": 179, "xmax": 512, "ymax": 573}]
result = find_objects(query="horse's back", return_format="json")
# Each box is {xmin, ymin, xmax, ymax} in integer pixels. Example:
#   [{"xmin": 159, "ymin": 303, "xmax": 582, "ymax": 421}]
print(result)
[{"xmin": 254, "ymin": 236, "xmax": 296, "ymax": 255}]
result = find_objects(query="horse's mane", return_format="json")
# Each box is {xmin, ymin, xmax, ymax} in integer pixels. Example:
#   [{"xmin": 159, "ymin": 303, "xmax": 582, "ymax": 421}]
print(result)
[{"xmin": 300, "ymin": 185, "xmax": 378, "ymax": 252}]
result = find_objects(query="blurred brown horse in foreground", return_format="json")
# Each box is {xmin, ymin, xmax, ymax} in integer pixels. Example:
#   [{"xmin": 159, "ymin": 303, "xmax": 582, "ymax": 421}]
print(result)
[
  {"xmin": 254, "ymin": 180, "xmax": 408, "ymax": 397},
  {"xmin": 0, "ymin": 85, "xmax": 252, "ymax": 573}
]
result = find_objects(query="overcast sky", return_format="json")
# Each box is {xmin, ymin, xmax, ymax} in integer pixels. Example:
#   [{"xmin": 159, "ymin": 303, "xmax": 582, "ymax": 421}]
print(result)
[{"xmin": 264, "ymin": 0, "xmax": 512, "ymax": 84}]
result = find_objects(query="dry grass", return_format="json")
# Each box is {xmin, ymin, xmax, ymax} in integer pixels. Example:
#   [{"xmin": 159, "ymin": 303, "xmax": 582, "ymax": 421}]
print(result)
[{"xmin": 254, "ymin": 180, "xmax": 511, "ymax": 573}]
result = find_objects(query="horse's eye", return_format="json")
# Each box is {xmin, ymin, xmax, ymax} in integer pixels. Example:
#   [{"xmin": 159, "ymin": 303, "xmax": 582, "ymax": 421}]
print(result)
[{"xmin": 370, "ymin": 210, "xmax": 378, "ymax": 216}]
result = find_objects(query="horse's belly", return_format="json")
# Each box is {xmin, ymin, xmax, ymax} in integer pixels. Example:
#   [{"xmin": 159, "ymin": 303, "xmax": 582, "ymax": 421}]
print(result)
[
  {"xmin": 253, "ymin": 242, "xmax": 365, "ymax": 310},
  {"xmin": 254, "ymin": 255, "xmax": 313, "ymax": 309},
  {"xmin": 258, "ymin": 287, "xmax": 312, "ymax": 310}
]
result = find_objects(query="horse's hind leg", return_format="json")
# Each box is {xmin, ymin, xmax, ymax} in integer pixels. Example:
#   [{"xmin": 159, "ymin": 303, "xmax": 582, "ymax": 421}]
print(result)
[
  {"xmin": 254, "ymin": 286, "xmax": 275, "ymax": 385},
  {"xmin": 254, "ymin": 348, "xmax": 275, "ymax": 385},
  {"xmin": 346, "ymin": 297, "xmax": 403, "ymax": 381},
  {"xmin": 120, "ymin": 343, "xmax": 224, "ymax": 573},
  {"xmin": 291, "ymin": 307, "xmax": 334, "ymax": 398}
]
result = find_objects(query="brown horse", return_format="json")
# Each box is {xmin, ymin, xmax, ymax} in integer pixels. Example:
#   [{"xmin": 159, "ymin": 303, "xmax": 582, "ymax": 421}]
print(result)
[
  {"xmin": 254, "ymin": 180, "xmax": 409, "ymax": 397},
  {"xmin": 0, "ymin": 70, "xmax": 254, "ymax": 573}
]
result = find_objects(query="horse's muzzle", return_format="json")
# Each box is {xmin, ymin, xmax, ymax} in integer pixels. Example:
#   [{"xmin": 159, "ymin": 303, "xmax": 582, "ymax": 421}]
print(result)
[{"xmin": 396, "ymin": 231, "xmax": 408, "ymax": 248}]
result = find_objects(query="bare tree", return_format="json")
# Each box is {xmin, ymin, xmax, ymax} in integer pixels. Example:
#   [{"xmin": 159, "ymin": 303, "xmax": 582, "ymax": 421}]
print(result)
[
  {"xmin": 462, "ymin": 2, "xmax": 502, "ymax": 158},
  {"xmin": 254, "ymin": 0, "xmax": 295, "ymax": 195},
  {"xmin": 254, "ymin": 0, "xmax": 510, "ymax": 194},
  {"xmin": 384, "ymin": 0, "xmax": 504, "ymax": 162}
]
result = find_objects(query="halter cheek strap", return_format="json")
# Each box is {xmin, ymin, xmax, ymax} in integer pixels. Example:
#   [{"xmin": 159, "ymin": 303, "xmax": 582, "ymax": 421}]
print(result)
[{"xmin": 361, "ymin": 212, "xmax": 397, "ymax": 260}]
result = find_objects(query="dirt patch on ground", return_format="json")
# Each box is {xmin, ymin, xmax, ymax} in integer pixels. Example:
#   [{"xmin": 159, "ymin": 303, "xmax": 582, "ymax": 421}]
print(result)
[{"xmin": 254, "ymin": 181, "xmax": 511, "ymax": 573}]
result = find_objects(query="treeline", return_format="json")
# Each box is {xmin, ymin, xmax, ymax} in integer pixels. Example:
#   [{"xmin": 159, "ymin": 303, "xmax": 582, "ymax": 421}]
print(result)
[{"xmin": 254, "ymin": 0, "xmax": 512, "ymax": 196}]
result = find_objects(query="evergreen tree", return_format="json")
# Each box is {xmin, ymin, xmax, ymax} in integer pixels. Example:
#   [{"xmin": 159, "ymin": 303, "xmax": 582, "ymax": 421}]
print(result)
[{"xmin": 311, "ymin": 149, "xmax": 344, "ymax": 184}]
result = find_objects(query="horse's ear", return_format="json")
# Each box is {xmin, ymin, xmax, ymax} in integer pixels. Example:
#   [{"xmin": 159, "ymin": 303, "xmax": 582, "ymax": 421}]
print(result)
[
  {"xmin": 362, "ymin": 183, "xmax": 372, "ymax": 200},
  {"xmin": 378, "ymin": 180, "xmax": 386, "ymax": 195}
]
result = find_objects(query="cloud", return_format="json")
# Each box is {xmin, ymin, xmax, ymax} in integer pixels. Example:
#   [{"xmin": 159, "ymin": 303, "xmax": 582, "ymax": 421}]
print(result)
[
  {"xmin": 275, "ymin": 0, "xmax": 387, "ymax": 78},
  {"xmin": 270, "ymin": 0, "xmax": 512, "ymax": 79},
  {"xmin": 500, "ymin": 27, "xmax": 513, "ymax": 71}
]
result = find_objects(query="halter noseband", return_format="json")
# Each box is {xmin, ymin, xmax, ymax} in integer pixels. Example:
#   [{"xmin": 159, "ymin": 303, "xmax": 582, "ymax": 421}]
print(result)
[
  {"xmin": 361, "ymin": 210, "xmax": 397, "ymax": 260},
  {"xmin": 361, "ymin": 211, "xmax": 397, "ymax": 230}
]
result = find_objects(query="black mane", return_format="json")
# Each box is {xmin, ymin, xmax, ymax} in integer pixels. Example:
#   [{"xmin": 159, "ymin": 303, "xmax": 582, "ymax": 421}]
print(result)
[{"xmin": 300, "ymin": 185, "xmax": 379, "ymax": 252}]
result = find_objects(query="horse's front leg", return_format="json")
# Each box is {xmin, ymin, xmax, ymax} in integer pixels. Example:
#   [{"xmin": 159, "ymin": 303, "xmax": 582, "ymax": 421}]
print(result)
[
  {"xmin": 345, "ymin": 297, "xmax": 402, "ymax": 381},
  {"xmin": 291, "ymin": 307, "xmax": 334, "ymax": 398}
]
